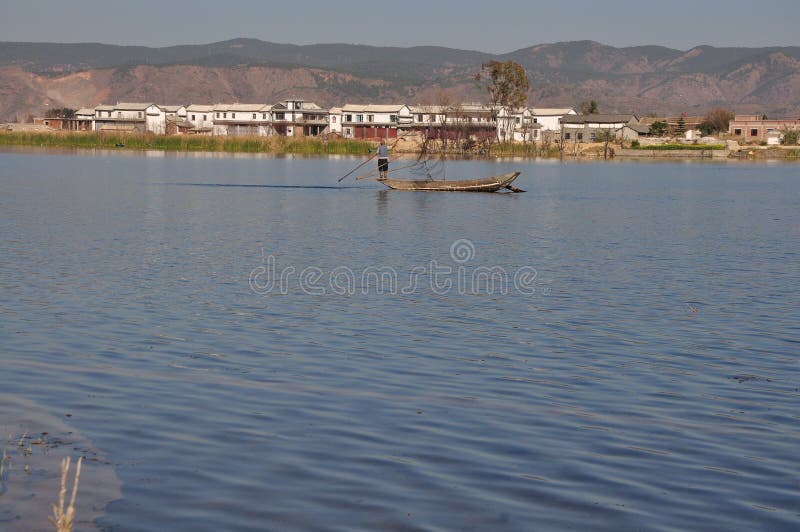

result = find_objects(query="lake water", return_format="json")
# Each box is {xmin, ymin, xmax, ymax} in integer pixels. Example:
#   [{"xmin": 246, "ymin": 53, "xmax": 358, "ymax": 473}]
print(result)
[{"xmin": 1, "ymin": 148, "xmax": 798, "ymax": 531}]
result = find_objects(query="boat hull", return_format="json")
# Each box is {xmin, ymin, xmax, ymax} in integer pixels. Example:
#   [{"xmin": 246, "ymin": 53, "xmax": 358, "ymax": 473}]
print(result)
[{"xmin": 379, "ymin": 171, "xmax": 520, "ymax": 192}]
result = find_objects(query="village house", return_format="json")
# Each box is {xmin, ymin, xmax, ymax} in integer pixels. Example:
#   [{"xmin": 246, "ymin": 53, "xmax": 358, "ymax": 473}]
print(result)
[
  {"xmin": 560, "ymin": 114, "xmax": 641, "ymax": 142},
  {"xmin": 408, "ymin": 103, "xmax": 495, "ymax": 141},
  {"xmin": 728, "ymin": 114, "xmax": 800, "ymax": 143},
  {"xmin": 93, "ymin": 103, "xmax": 166, "ymax": 134},
  {"xmin": 530, "ymin": 108, "xmax": 577, "ymax": 131},
  {"xmin": 184, "ymin": 105, "xmax": 215, "ymax": 134},
  {"xmin": 271, "ymin": 99, "xmax": 329, "ymax": 137},
  {"xmin": 498, "ymin": 108, "xmax": 539, "ymax": 142},
  {"xmin": 75, "ymin": 108, "xmax": 95, "ymax": 131},
  {"xmin": 212, "ymin": 104, "xmax": 272, "ymax": 136},
  {"xmin": 34, "ymin": 107, "xmax": 96, "ymax": 131},
  {"xmin": 328, "ymin": 107, "xmax": 343, "ymax": 136},
  {"xmin": 162, "ymin": 105, "xmax": 187, "ymax": 120},
  {"xmin": 341, "ymin": 104, "xmax": 413, "ymax": 139}
]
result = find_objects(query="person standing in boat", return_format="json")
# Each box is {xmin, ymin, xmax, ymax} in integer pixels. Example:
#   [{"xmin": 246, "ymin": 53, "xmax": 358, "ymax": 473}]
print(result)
[{"xmin": 377, "ymin": 139, "xmax": 389, "ymax": 180}]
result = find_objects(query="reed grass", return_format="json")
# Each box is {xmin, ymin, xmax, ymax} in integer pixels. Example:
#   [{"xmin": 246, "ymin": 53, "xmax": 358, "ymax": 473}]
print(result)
[
  {"xmin": 0, "ymin": 131, "xmax": 373, "ymax": 155},
  {"xmin": 50, "ymin": 456, "xmax": 82, "ymax": 532}
]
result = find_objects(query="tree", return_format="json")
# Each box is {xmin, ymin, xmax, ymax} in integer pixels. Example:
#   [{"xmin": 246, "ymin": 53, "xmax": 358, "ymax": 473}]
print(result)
[
  {"xmin": 45, "ymin": 108, "xmax": 76, "ymax": 119},
  {"xmin": 782, "ymin": 129, "xmax": 798, "ymax": 146},
  {"xmin": 579, "ymin": 100, "xmax": 598, "ymax": 114},
  {"xmin": 676, "ymin": 115, "xmax": 686, "ymax": 136},
  {"xmin": 596, "ymin": 129, "xmax": 615, "ymax": 160},
  {"xmin": 476, "ymin": 60, "xmax": 530, "ymax": 141},
  {"xmin": 698, "ymin": 108, "xmax": 734, "ymax": 136},
  {"xmin": 650, "ymin": 121, "xmax": 668, "ymax": 137}
]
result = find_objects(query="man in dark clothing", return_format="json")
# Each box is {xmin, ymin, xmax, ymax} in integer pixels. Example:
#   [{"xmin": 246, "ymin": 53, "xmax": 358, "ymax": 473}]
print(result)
[{"xmin": 377, "ymin": 139, "xmax": 389, "ymax": 179}]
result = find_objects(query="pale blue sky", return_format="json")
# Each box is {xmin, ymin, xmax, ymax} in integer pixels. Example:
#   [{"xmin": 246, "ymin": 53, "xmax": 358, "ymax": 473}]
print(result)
[{"xmin": 2, "ymin": 0, "xmax": 798, "ymax": 53}]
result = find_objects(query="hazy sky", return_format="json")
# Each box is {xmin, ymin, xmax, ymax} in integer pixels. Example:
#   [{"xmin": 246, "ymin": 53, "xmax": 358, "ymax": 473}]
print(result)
[{"xmin": 2, "ymin": 0, "xmax": 799, "ymax": 53}]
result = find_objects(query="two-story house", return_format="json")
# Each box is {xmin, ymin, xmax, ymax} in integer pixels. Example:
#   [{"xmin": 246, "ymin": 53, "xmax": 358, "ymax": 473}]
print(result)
[
  {"xmin": 93, "ymin": 103, "xmax": 166, "ymax": 134},
  {"xmin": 340, "ymin": 104, "xmax": 412, "ymax": 139}
]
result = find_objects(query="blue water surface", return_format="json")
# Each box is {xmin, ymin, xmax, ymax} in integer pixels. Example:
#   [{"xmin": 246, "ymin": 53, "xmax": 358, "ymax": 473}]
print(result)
[{"xmin": 1, "ymin": 148, "xmax": 798, "ymax": 530}]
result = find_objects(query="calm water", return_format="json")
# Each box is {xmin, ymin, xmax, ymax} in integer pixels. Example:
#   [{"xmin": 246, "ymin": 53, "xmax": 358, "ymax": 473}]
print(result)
[{"xmin": 1, "ymin": 148, "xmax": 798, "ymax": 531}]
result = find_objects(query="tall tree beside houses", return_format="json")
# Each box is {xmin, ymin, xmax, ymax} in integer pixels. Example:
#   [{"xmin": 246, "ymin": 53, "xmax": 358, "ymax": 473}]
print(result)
[
  {"xmin": 476, "ymin": 60, "xmax": 530, "ymax": 142},
  {"xmin": 698, "ymin": 108, "xmax": 734, "ymax": 136},
  {"xmin": 676, "ymin": 115, "xmax": 686, "ymax": 136},
  {"xmin": 580, "ymin": 100, "xmax": 599, "ymax": 114}
]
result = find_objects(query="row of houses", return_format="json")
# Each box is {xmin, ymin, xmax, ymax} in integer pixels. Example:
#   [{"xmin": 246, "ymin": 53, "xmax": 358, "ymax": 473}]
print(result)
[
  {"xmin": 39, "ymin": 99, "xmax": 590, "ymax": 141},
  {"xmin": 38, "ymin": 100, "xmax": 798, "ymax": 144}
]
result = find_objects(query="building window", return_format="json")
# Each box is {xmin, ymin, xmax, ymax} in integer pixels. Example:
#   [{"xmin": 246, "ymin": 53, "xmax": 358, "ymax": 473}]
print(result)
[
  {"xmin": 253, "ymin": 113, "xmax": 257, "ymax": 120},
  {"xmin": 345, "ymin": 128, "xmax": 351, "ymax": 135},
  {"xmin": 118, "ymin": 112, "xmax": 122, "ymax": 118},
  {"xmin": 216, "ymin": 113, "xmax": 220, "ymax": 118},
  {"xmin": 565, "ymin": 132, "xmax": 571, "ymax": 140},
  {"xmin": 232, "ymin": 113, "xmax": 236, "ymax": 119},
  {"xmin": 590, "ymin": 132, "xmax": 596, "ymax": 141},
  {"xmin": 345, "ymin": 114, "xmax": 352, "ymax": 122},
  {"xmin": 263, "ymin": 113, "xmax": 267, "ymax": 119},
  {"xmin": 734, "ymin": 128, "xmax": 742, "ymax": 135},
  {"xmin": 390, "ymin": 115, "xmax": 398, "ymax": 123},
  {"xmin": 356, "ymin": 114, "xmax": 364, "ymax": 123},
  {"xmin": 275, "ymin": 112, "xmax": 285, "ymax": 120},
  {"xmin": 533, "ymin": 118, "xmax": 538, "ymax": 124},
  {"xmin": 516, "ymin": 117, "xmax": 521, "ymax": 125},
  {"xmin": 332, "ymin": 116, "xmax": 337, "ymax": 123},
  {"xmin": 750, "ymin": 128, "xmax": 758, "ymax": 136},
  {"xmin": 417, "ymin": 114, "xmax": 423, "ymax": 122},
  {"xmin": 192, "ymin": 114, "xmax": 196, "ymax": 121},
  {"xmin": 367, "ymin": 114, "xmax": 374, "ymax": 123},
  {"xmin": 138, "ymin": 112, "xmax": 142, "ymax": 118},
  {"xmin": 577, "ymin": 132, "xmax": 583, "ymax": 141}
]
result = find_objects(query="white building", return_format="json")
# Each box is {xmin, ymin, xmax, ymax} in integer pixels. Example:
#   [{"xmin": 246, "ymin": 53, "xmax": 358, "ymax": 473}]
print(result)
[
  {"xmin": 560, "ymin": 114, "xmax": 640, "ymax": 142},
  {"xmin": 340, "ymin": 104, "xmax": 412, "ymax": 139},
  {"xmin": 162, "ymin": 105, "xmax": 187, "ymax": 119},
  {"xmin": 270, "ymin": 99, "xmax": 328, "ymax": 137},
  {"xmin": 409, "ymin": 103, "xmax": 497, "ymax": 141},
  {"xmin": 328, "ymin": 107, "xmax": 342, "ymax": 136},
  {"xmin": 212, "ymin": 103, "xmax": 272, "ymax": 136},
  {"xmin": 530, "ymin": 107, "xmax": 577, "ymax": 132},
  {"xmin": 93, "ymin": 103, "xmax": 166, "ymax": 134},
  {"xmin": 74, "ymin": 108, "xmax": 95, "ymax": 131},
  {"xmin": 185, "ymin": 104, "xmax": 215, "ymax": 133}
]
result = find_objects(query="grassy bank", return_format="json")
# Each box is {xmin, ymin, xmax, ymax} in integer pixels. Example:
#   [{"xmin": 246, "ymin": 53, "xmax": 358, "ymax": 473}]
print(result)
[
  {"xmin": 0, "ymin": 131, "xmax": 373, "ymax": 155},
  {"xmin": 630, "ymin": 143, "xmax": 726, "ymax": 150},
  {"xmin": 487, "ymin": 142, "xmax": 561, "ymax": 158}
]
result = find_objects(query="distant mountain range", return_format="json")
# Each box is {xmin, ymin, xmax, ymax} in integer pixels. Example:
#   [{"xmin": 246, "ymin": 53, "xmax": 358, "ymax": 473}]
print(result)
[{"xmin": 2, "ymin": 38, "xmax": 799, "ymax": 121}]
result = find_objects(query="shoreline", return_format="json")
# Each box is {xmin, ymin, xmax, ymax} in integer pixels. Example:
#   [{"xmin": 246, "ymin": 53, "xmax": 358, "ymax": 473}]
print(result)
[{"xmin": 1, "ymin": 131, "xmax": 798, "ymax": 160}]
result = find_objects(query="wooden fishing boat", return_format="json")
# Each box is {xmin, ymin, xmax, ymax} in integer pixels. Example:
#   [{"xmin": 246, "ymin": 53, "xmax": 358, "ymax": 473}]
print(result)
[{"xmin": 377, "ymin": 171, "xmax": 523, "ymax": 192}]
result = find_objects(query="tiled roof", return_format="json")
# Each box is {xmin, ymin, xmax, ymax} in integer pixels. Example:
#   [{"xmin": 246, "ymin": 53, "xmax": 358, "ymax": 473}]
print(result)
[
  {"xmin": 561, "ymin": 114, "xmax": 637, "ymax": 124},
  {"xmin": 341, "ymin": 104, "xmax": 408, "ymax": 113},
  {"xmin": 115, "ymin": 102, "xmax": 156, "ymax": 111},
  {"xmin": 214, "ymin": 103, "xmax": 270, "ymax": 112},
  {"xmin": 531, "ymin": 108, "xmax": 575, "ymax": 116}
]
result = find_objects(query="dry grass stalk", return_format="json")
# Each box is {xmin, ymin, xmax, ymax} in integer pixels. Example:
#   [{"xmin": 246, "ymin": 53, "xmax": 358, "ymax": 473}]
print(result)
[{"xmin": 50, "ymin": 456, "xmax": 83, "ymax": 532}]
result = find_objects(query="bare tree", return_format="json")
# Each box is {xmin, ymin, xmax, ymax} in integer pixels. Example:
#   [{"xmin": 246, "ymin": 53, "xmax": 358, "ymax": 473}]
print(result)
[
  {"xmin": 476, "ymin": 60, "xmax": 530, "ymax": 142},
  {"xmin": 698, "ymin": 108, "xmax": 734, "ymax": 136}
]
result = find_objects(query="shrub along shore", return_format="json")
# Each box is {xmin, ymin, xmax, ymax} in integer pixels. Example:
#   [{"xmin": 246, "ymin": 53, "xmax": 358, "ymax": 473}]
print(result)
[
  {"xmin": 0, "ymin": 131, "xmax": 374, "ymax": 155},
  {"xmin": 0, "ymin": 130, "xmax": 565, "ymax": 157}
]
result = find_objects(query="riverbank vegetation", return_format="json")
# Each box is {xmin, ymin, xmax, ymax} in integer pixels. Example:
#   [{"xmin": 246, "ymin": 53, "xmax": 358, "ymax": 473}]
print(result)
[{"xmin": 0, "ymin": 131, "xmax": 373, "ymax": 155}]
